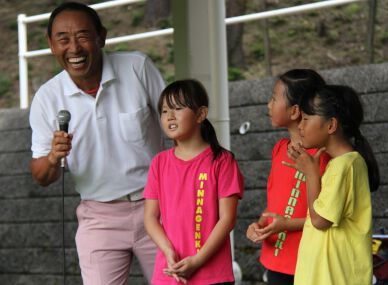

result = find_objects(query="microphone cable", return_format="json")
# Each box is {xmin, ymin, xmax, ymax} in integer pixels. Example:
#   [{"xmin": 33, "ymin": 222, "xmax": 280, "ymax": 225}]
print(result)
[
  {"xmin": 57, "ymin": 109, "xmax": 71, "ymax": 285},
  {"xmin": 62, "ymin": 165, "xmax": 66, "ymax": 285}
]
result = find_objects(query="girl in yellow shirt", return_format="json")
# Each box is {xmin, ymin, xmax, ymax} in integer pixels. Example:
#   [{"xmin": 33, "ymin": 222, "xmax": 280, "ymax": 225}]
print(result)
[{"xmin": 284, "ymin": 84, "xmax": 380, "ymax": 285}]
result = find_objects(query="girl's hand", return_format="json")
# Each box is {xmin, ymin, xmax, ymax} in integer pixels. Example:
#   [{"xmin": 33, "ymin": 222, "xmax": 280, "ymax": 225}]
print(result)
[
  {"xmin": 246, "ymin": 214, "xmax": 269, "ymax": 243},
  {"xmin": 169, "ymin": 255, "xmax": 201, "ymax": 280},
  {"xmin": 255, "ymin": 212, "xmax": 287, "ymax": 239},
  {"xmin": 162, "ymin": 249, "xmax": 187, "ymax": 284},
  {"xmin": 162, "ymin": 268, "xmax": 187, "ymax": 284},
  {"xmin": 283, "ymin": 146, "xmax": 325, "ymax": 177}
]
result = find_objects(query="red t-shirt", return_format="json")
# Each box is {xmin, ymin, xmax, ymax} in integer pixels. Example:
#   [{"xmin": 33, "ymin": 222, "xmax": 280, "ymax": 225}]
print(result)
[{"xmin": 260, "ymin": 138, "xmax": 330, "ymax": 275}]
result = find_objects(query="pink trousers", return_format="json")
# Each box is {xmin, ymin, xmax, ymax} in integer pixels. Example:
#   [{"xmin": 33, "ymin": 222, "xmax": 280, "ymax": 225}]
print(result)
[{"xmin": 75, "ymin": 200, "xmax": 156, "ymax": 285}]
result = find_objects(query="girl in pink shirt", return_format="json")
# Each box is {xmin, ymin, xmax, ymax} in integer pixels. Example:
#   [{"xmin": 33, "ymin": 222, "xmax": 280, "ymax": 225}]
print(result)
[{"xmin": 144, "ymin": 79, "xmax": 244, "ymax": 284}]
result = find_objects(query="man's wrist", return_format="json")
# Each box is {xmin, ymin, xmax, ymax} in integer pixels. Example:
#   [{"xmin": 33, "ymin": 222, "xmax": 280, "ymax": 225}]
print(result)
[{"xmin": 47, "ymin": 152, "xmax": 60, "ymax": 168}]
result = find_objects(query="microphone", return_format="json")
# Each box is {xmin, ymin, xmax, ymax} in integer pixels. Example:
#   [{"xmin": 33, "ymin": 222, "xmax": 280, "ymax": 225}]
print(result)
[{"xmin": 57, "ymin": 110, "xmax": 71, "ymax": 168}]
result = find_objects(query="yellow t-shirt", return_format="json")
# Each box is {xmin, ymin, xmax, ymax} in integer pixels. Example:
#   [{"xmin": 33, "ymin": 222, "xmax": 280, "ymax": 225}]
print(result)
[{"xmin": 294, "ymin": 152, "xmax": 372, "ymax": 285}]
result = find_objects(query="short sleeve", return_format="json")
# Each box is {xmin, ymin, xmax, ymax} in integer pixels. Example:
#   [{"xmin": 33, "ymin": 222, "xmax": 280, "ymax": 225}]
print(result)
[
  {"xmin": 319, "ymin": 151, "xmax": 331, "ymax": 176},
  {"xmin": 29, "ymin": 92, "xmax": 56, "ymax": 158},
  {"xmin": 143, "ymin": 157, "xmax": 160, "ymax": 199},
  {"xmin": 217, "ymin": 152, "xmax": 244, "ymax": 199},
  {"xmin": 314, "ymin": 161, "xmax": 353, "ymax": 226},
  {"xmin": 141, "ymin": 56, "xmax": 165, "ymax": 114}
]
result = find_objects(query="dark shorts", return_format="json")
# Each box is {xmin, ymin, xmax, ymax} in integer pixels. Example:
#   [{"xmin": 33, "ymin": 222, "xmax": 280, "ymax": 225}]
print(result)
[{"xmin": 267, "ymin": 269, "xmax": 294, "ymax": 285}]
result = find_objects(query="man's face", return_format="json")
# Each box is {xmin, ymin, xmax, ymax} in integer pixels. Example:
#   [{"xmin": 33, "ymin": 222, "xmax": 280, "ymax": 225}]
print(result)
[{"xmin": 48, "ymin": 10, "xmax": 106, "ymax": 87}]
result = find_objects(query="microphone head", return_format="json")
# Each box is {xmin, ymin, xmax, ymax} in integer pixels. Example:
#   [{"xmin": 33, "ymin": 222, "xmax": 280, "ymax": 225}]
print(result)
[
  {"xmin": 57, "ymin": 110, "xmax": 71, "ymax": 124},
  {"xmin": 57, "ymin": 110, "xmax": 71, "ymax": 132}
]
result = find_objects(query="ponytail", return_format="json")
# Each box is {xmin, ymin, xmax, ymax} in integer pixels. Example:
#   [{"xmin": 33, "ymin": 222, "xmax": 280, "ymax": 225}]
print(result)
[
  {"xmin": 353, "ymin": 132, "xmax": 380, "ymax": 192},
  {"xmin": 201, "ymin": 119, "xmax": 226, "ymax": 160}
]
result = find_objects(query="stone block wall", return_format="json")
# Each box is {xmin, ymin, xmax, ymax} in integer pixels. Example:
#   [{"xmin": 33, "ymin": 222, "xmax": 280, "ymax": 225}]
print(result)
[{"xmin": 0, "ymin": 62, "xmax": 387, "ymax": 284}]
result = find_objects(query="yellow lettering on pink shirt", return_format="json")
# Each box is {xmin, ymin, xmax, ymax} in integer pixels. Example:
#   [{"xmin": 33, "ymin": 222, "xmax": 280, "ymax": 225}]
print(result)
[{"xmin": 194, "ymin": 172, "xmax": 207, "ymax": 252}]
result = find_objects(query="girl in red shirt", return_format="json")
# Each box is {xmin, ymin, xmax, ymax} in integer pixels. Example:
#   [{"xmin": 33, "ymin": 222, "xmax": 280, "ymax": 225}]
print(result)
[{"xmin": 246, "ymin": 69, "xmax": 330, "ymax": 285}]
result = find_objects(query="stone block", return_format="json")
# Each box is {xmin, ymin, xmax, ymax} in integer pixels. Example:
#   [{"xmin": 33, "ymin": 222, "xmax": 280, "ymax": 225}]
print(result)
[
  {"xmin": 230, "ymin": 105, "xmax": 273, "ymax": 135},
  {"xmin": 231, "ymin": 132, "xmax": 286, "ymax": 161},
  {"xmin": 0, "ymin": 109, "xmax": 30, "ymax": 131},
  {"xmin": 362, "ymin": 92, "xmax": 388, "ymax": 122},
  {"xmin": 0, "ymin": 222, "xmax": 77, "ymax": 248},
  {"xmin": 0, "ymin": 196, "xmax": 79, "ymax": 223},
  {"xmin": 238, "ymin": 189, "xmax": 267, "ymax": 219},
  {"xmin": 229, "ymin": 77, "xmax": 276, "ymax": 107},
  {"xmin": 0, "ymin": 129, "xmax": 31, "ymax": 152},
  {"xmin": 0, "ymin": 173, "xmax": 76, "ymax": 199},
  {"xmin": 0, "ymin": 152, "xmax": 32, "ymax": 175},
  {"xmin": 238, "ymin": 160, "xmax": 271, "ymax": 189},
  {"xmin": 322, "ymin": 63, "xmax": 388, "ymax": 94}
]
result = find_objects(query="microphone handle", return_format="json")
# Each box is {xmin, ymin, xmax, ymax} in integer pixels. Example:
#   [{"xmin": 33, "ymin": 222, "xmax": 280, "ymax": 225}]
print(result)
[
  {"xmin": 59, "ymin": 123, "xmax": 69, "ymax": 168},
  {"xmin": 61, "ymin": 158, "xmax": 66, "ymax": 168}
]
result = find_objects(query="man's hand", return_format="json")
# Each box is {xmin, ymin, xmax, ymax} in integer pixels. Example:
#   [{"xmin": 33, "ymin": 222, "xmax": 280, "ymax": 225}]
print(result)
[{"xmin": 48, "ymin": 131, "xmax": 73, "ymax": 166}]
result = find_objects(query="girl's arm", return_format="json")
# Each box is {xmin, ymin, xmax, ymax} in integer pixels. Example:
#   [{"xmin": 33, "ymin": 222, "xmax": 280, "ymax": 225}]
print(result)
[
  {"xmin": 283, "ymin": 147, "xmax": 332, "ymax": 230},
  {"xmin": 144, "ymin": 199, "xmax": 186, "ymax": 283},
  {"xmin": 304, "ymin": 172, "xmax": 332, "ymax": 230},
  {"xmin": 171, "ymin": 195, "xmax": 239, "ymax": 279}
]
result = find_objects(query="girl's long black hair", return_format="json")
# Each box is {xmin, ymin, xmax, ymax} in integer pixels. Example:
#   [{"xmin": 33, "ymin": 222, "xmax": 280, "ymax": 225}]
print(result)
[
  {"xmin": 158, "ymin": 79, "xmax": 225, "ymax": 160},
  {"xmin": 300, "ymin": 84, "xmax": 380, "ymax": 192}
]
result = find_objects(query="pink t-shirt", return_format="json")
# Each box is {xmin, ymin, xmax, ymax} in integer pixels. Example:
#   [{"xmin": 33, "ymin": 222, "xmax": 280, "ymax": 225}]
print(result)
[{"xmin": 144, "ymin": 146, "xmax": 244, "ymax": 285}]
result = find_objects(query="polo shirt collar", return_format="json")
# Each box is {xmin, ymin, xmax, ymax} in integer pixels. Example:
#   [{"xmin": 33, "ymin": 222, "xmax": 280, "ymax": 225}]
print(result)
[{"xmin": 61, "ymin": 51, "xmax": 116, "ymax": 97}]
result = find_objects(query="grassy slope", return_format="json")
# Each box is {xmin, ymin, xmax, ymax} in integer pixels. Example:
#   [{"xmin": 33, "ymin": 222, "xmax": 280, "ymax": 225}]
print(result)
[{"xmin": 0, "ymin": 0, "xmax": 387, "ymax": 107}]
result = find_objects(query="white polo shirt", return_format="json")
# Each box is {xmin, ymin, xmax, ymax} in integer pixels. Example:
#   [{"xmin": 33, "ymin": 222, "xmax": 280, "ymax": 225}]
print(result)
[{"xmin": 30, "ymin": 51, "xmax": 165, "ymax": 201}]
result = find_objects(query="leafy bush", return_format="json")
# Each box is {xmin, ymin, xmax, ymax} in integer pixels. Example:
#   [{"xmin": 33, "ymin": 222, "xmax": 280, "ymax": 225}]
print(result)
[
  {"xmin": 251, "ymin": 41, "xmax": 265, "ymax": 60},
  {"xmin": 132, "ymin": 10, "xmax": 144, "ymax": 27},
  {"xmin": 228, "ymin": 67, "xmax": 245, "ymax": 81},
  {"xmin": 0, "ymin": 73, "xmax": 11, "ymax": 97}
]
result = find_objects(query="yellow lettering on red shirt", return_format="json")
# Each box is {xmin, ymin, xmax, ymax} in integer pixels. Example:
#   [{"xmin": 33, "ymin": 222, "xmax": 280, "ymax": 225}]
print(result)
[{"xmin": 274, "ymin": 170, "xmax": 306, "ymax": 256}]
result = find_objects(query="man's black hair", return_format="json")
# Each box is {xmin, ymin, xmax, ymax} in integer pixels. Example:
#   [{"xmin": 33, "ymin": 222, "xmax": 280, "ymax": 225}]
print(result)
[{"xmin": 47, "ymin": 1, "xmax": 104, "ymax": 38}]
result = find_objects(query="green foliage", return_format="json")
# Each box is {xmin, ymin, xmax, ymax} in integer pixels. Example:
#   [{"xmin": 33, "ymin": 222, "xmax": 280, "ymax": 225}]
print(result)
[
  {"xmin": 39, "ymin": 20, "xmax": 49, "ymax": 28},
  {"xmin": 228, "ymin": 67, "xmax": 245, "ymax": 81},
  {"xmin": 132, "ymin": 10, "xmax": 144, "ymax": 27},
  {"xmin": 37, "ymin": 34, "xmax": 48, "ymax": 49},
  {"xmin": 164, "ymin": 73, "xmax": 175, "ymax": 84},
  {"xmin": 307, "ymin": 11, "xmax": 319, "ymax": 18},
  {"xmin": 251, "ymin": 41, "xmax": 265, "ymax": 60},
  {"xmin": 379, "ymin": 31, "xmax": 388, "ymax": 44},
  {"xmin": 0, "ymin": 72, "xmax": 11, "ymax": 97},
  {"xmin": 158, "ymin": 17, "xmax": 172, "ymax": 29},
  {"xmin": 113, "ymin": 43, "xmax": 129, "ymax": 52},
  {"xmin": 343, "ymin": 4, "xmax": 361, "ymax": 19},
  {"xmin": 52, "ymin": 60, "xmax": 63, "ymax": 76},
  {"xmin": 148, "ymin": 51, "xmax": 163, "ymax": 63},
  {"xmin": 271, "ymin": 18, "xmax": 286, "ymax": 27},
  {"xmin": 325, "ymin": 30, "xmax": 339, "ymax": 45},
  {"xmin": 8, "ymin": 20, "xmax": 17, "ymax": 31},
  {"xmin": 166, "ymin": 42, "xmax": 174, "ymax": 64},
  {"xmin": 287, "ymin": 27, "xmax": 297, "ymax": 37}
]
